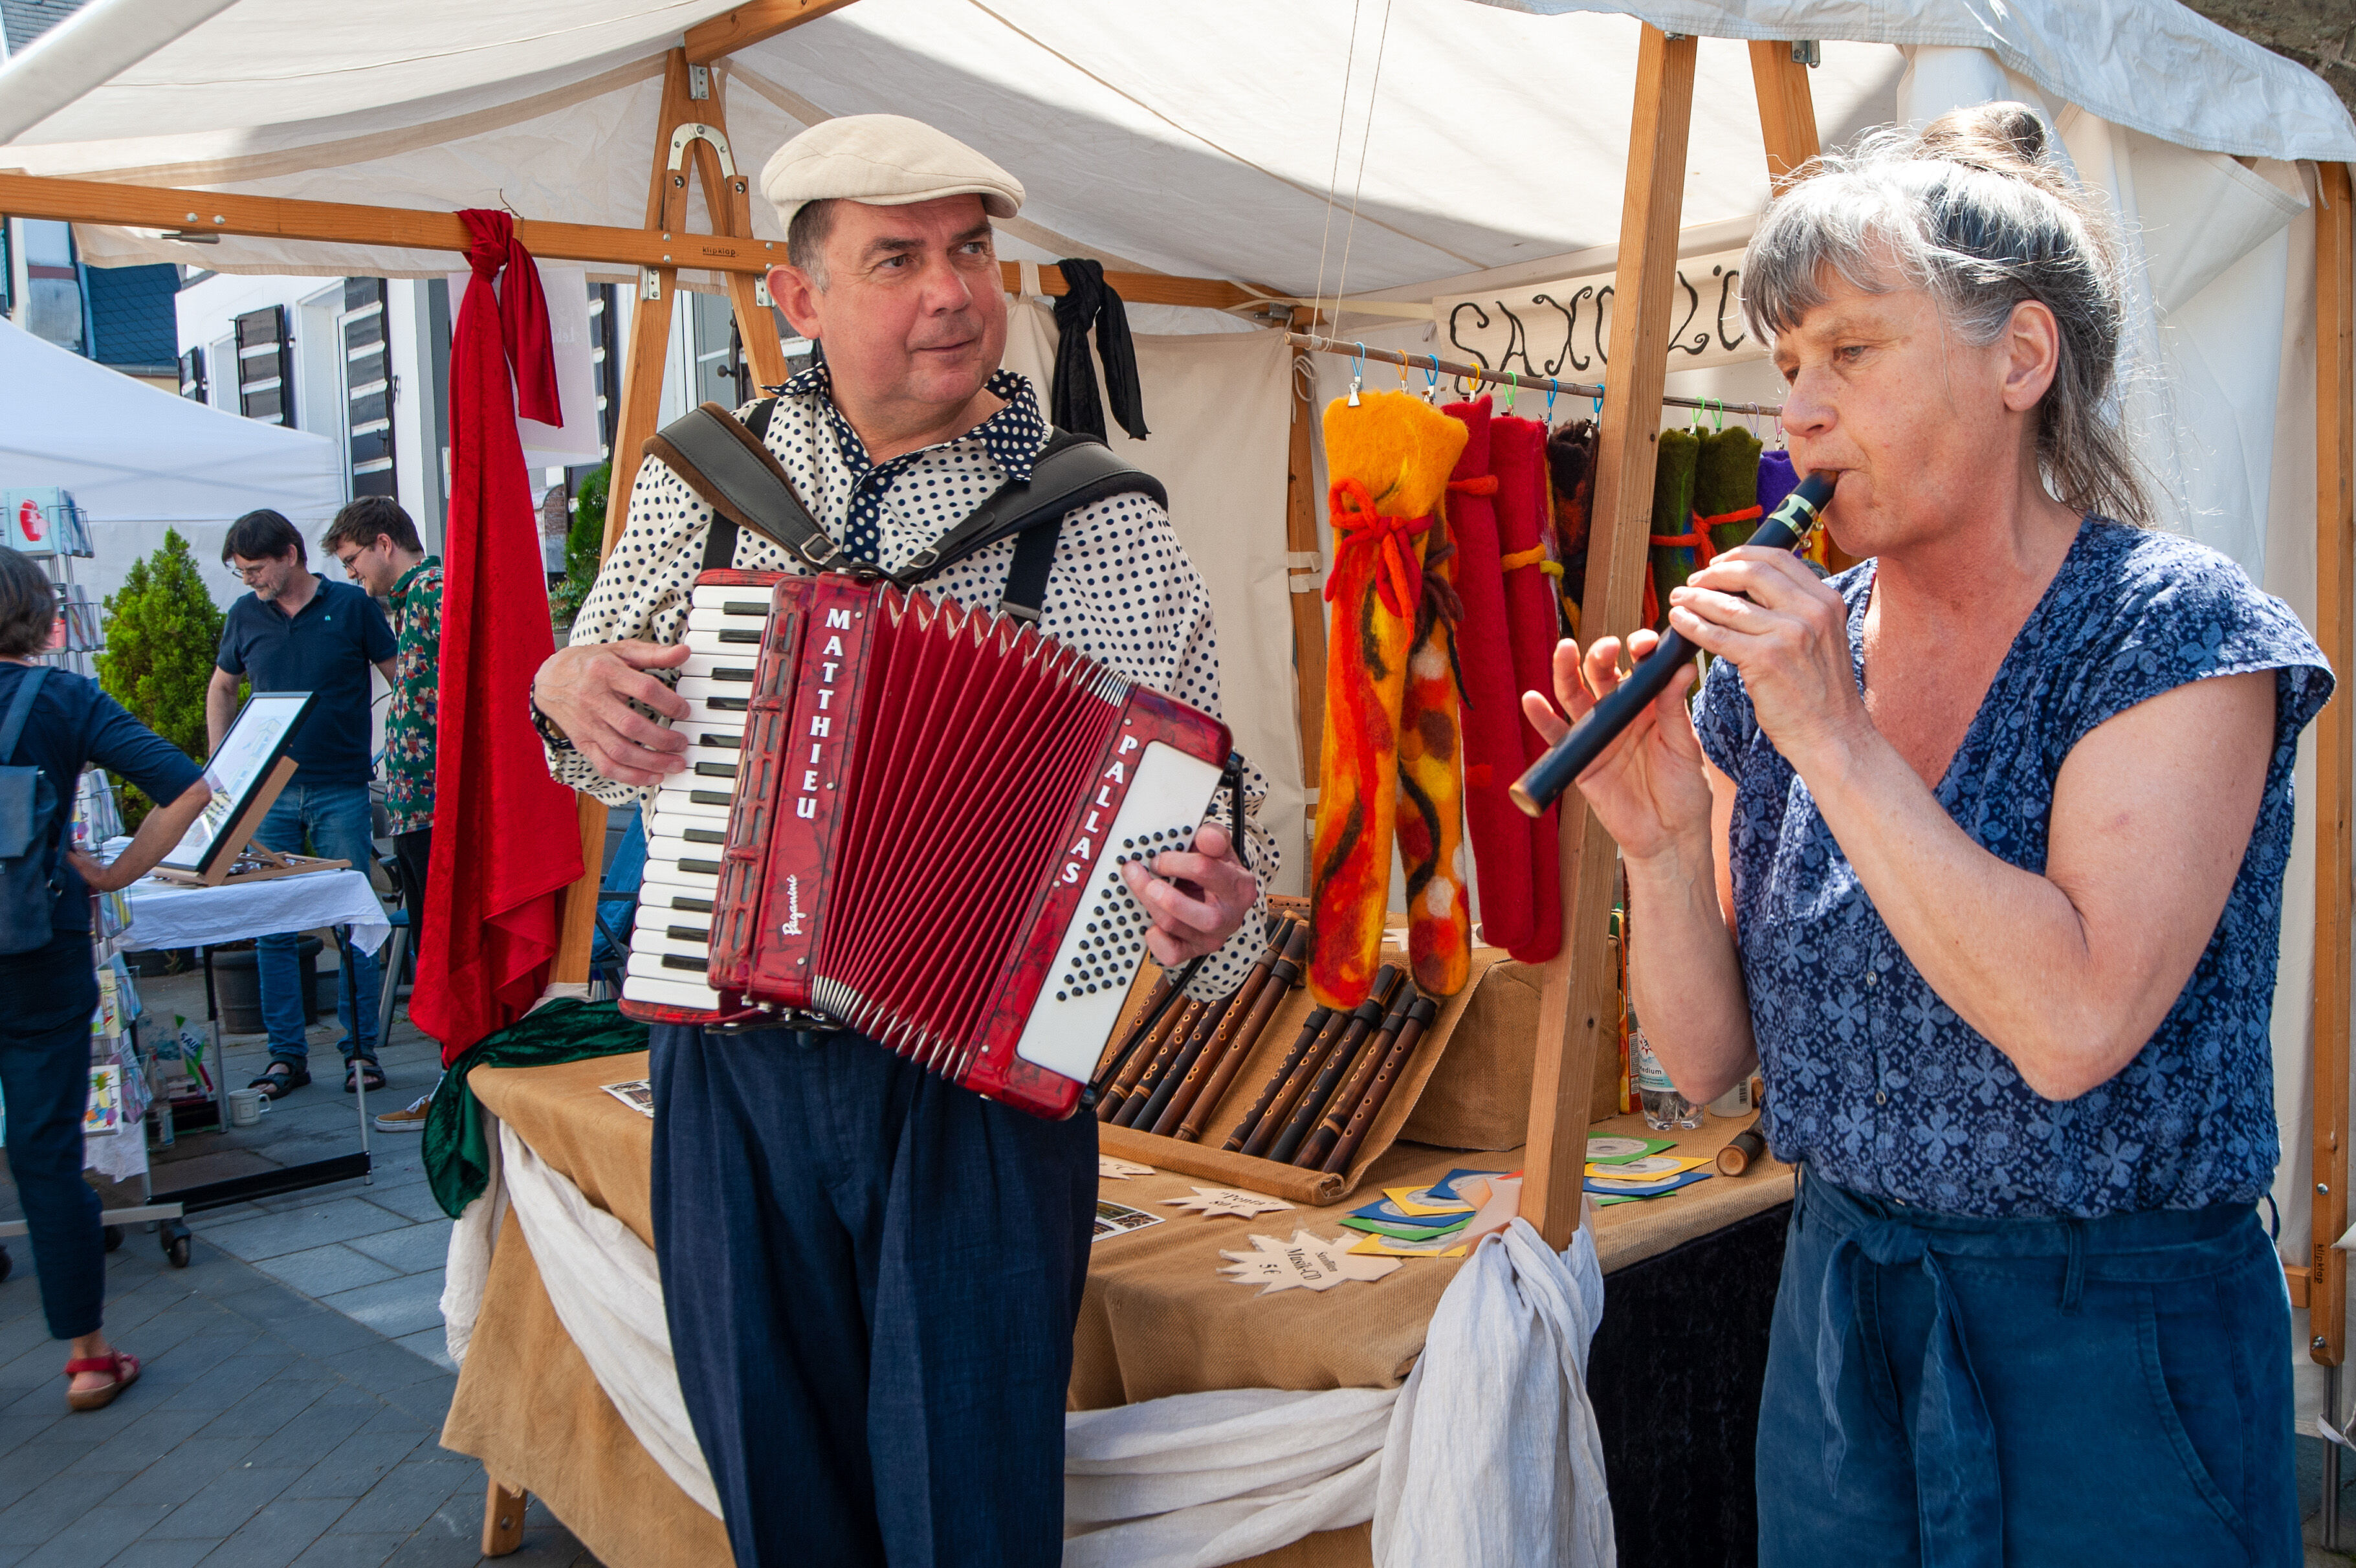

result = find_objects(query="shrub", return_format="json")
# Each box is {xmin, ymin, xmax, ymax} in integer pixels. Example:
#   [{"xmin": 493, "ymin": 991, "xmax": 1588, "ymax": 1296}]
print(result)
[
  {"xmin": 550, "ymin": 463, "xmax": 610, "ymax": 632},
  {"xmin": 97, "ymin": 528, "xmax": 229, "ymax": 827}
]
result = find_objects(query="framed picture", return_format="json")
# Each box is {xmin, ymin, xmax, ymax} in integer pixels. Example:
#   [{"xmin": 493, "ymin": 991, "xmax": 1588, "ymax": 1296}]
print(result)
[{"xmin": 159, "ymin": 692, "xmax": 314, "ymax": 880}]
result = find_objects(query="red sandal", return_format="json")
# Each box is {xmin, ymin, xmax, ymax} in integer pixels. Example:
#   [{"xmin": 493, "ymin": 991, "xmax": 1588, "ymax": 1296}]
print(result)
[{"xmin": 65, "ymin": 1350, "xmax": 139, "ymax": 1412}]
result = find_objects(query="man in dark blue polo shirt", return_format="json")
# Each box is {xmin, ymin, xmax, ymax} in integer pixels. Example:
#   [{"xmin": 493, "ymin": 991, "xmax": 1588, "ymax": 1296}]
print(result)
[{"xmin": 208, "ymin": 509, "xmax": 397, "ymax": 1098}]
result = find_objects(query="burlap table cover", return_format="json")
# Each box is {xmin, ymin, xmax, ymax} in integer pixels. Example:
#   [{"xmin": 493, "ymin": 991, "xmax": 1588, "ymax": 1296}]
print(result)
[{"xmin": 441, "ymin": 1052, "xmax": 1794, "ymax": 1565}]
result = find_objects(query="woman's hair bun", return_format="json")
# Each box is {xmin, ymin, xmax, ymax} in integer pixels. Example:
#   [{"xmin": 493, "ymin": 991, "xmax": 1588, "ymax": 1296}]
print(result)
[{"xmin": 1918, "ymin": 102, "xmax": 2065, "ymax": 193}]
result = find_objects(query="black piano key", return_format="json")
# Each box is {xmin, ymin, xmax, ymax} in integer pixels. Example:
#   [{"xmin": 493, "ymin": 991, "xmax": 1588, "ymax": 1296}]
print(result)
[
  {"xmin": 666, "ymin": 925, "xmax": 709, "ymax": 942},
  {"xmin": 670, "ymin": 896, "xmax": 715, "ymax": 913},
  {"xmin": 684, "ymin": 827, "xmax": 725, "ymax": 845},
  {"xmin": 690, "ymin": 790, "xmax": 734, "ymax": 806},
  {"xmin": 681, "ymin": 857, "xmax": 721, "ymax": 875},
  {"xmin": 694, "ymin": 762, "xmax": 738, "ymax": 778},
  {"xmin": 698, "ymin": 733, "xmax": 743, "ymax": 749},
  {"xmin": 661, "ymin": 955, "xmax": 710, "ymax": 973},
  {"xmin": 718, "ymin": 627, "xmax": 762, "ymax": 643},
  {"xmin": 722, "ymin": 601, "xmax": 766, "ymax": 616},
  {"xmin": 713, "ymin": 668, "xmax": 754, "ymax": 683},
  {"xmin": 705, "ymin": 695, "xmax": 750, "ymax": 712}
]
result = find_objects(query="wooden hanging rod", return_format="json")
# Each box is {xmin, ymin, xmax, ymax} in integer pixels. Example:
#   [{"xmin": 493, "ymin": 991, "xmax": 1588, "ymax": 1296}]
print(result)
[
  {"xmin": 1290, "ymin": 332, "xmax": 1785, "ymax": 419},
  {"xmin": 0, "ymin": 171, "xmax": 1258, "ymax": 309}
]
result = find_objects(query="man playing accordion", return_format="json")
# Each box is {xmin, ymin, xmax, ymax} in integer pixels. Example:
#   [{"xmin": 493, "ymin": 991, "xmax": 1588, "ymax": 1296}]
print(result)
[{"xmin": 530, "ymin": 115, "xmax": 1272, "ymax": 1568}]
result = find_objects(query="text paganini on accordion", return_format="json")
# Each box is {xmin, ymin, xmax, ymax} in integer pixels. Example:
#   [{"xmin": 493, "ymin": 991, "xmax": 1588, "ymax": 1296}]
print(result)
[{"xmin": 619, "ymin": 569, "xmax": 1236, "ymax": 1118}]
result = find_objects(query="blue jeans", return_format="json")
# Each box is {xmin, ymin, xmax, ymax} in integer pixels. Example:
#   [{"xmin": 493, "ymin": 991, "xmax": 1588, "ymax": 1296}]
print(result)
[
  {"xmin": 0, "ymin": 933, "xmax": 105, "ymax": 1340},
  {"xmin": 1758, "ymin": 1167, "xmax": 2298, "ymax": 1567},
  {"xmin": 254, "ymin": 780, "xmax": 381, "ymax": 1066},
  {"xmin": 649, "ymin": 1024, "xmax": 1096, "ymax": 1567}
]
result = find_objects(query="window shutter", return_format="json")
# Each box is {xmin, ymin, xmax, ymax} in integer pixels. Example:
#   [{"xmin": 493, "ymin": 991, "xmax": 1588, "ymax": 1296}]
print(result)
[
  {"xmin": 179, "ymin": 346, "xmax": 206, "ymax": 403},
  {"xmin": 234, "ymin": 305, "xmax": 292, "ymax": 426},
  {"xmin": 340, "ymin": 278, "xmax": 395, "ymax": 498}
]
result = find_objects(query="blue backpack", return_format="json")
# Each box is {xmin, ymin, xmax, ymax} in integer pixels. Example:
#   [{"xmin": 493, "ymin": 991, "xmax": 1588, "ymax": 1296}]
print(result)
[{"xmin": 0, "ymin": 667, "xmax": 63, "ymax": 955}]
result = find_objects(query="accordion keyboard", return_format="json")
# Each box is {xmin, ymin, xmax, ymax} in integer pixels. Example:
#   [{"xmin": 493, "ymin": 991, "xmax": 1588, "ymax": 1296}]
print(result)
[{"xmin": 624, "ymin": 582, "xmax": 770, "ymax": 1011}]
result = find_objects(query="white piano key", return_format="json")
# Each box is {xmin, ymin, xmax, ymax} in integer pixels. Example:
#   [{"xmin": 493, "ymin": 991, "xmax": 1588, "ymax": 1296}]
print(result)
[
  {"xmin": 640, "ymin": 883, "xmax": 718, "ymax": 915},
  {"xmin": 681, "ymin": 652, "xmax": 759, "ymax": 685},
  {"xmin": 624, "ymin": 972, "xmax": 730, "ymax": 1011},
  {"xmin": 676, "ymin": 677, "xmax": 755, "ymax": 712},
  {"xmin": 688, "ymin": 605, "xmax": 771, "ymax": 633},
  {"xmin": 690, "ymin": 583, "xmax": 781, "ymax": 613},
  {"xmin": 649, "ymin": 784, "xmax": 734, "ymax": 823},
  {"xmin": 627, "ymin": 949, "xmax": 715, "ymax": 983},
  {"xmin": 632, "ymin": 927, "xmax": 712, "ymax": 959},
  {"xmin": 642, "ymin": 858, "xmax": 721, "ymax": 892},
  {"xmin": 685, "ymin": 628, "xmax": 769, "ymax": 659}
]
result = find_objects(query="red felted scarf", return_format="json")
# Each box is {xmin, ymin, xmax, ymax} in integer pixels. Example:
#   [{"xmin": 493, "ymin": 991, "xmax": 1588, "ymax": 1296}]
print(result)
[{"xmin": 412, "ymin": 210, "xmax": 583, "ymax": 1063}]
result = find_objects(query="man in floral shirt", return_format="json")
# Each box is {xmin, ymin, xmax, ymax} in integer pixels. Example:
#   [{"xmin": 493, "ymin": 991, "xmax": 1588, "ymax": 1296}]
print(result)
[{"xmin": 324, "ymin": 497, "xmax": 441, "ymax": 1127}]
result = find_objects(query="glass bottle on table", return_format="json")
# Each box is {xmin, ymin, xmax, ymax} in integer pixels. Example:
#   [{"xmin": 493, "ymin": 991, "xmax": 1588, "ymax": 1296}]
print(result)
[{"xmin": 1629, "ymin": 1004, "xmax": 1702, "ymax": 1131}]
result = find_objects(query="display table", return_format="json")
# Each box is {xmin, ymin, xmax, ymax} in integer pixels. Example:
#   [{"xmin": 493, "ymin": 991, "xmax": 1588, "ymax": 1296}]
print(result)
[
  {"xmin": 118, "ymin": 866, "xmax": 390, "ymax": 956},
  {"xmin": 441, "ymin": 1052, "xmax": 1792, "ymax": 1567}
]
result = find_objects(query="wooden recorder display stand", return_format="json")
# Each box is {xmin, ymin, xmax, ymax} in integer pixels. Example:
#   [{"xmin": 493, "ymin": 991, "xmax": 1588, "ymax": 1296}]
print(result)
[
  {"xmin": 146, "ymin": 757, "xmax": 351, "ymax": 888},
  {"xmin": 1092, "ymin": 897, "xmax": 1563, "ymax": 1205}
]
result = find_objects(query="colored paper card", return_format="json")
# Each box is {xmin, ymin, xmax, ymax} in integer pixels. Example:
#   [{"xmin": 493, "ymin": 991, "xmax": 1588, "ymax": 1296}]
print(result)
[
  {"xmin": 1581, "ymin": 1169, "xmax": 1714, "ymax": 1199},
  {"xmin": 1219, "ymin": 1231, "xmax": 1403, "ymax": 1293},
  {"xmin": 1348, "ymin": 1229, "xmax": 1471, "ymax": 1259},
  {"xmin": 1425, "ymin": 1167, "xmax": 1522, "ymax": 1202},
  {"xmin": 1099, "ymin": 1156, "xmax": 1155, "ymax": 1181},
  {"xmin": 1341, "ymin": 1213, "xmax": 1472, "ymax": 1242},
  {"xmin": 1586, "ymin": 1136, "xmax": 1675, "ymax": 1165},
  {"xmin": 1584, "ymin": 1154, "xmax": 1712, "ymax": 1182},
  {"xmin": 1383, "ymin": 1184, "xmax": 1475, "ymax": 1217},
  {"xmin": 1350, "ymin": 1196, "xmax": 1475, "ymax": 1229}
]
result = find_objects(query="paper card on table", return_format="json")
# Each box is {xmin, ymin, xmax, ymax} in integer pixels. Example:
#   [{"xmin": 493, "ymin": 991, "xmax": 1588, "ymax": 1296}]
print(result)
[
  {"xmin": 1584, "ymin": 1154, "xmax": 1712, "ymax": 1182},
  {"xmin": 1099, "ymin": 1156, "xmax": 1155, "ymax": 1181},
  {"xmin": 602, "ymin": 1080, "xmax": 655, "ymax": 1118},
  {"xmin": 1341, "ymin": 1213, "xmax": 1471, "ymax": 1242},
  {"xmin": 1347, "ymin": 1228, "xmax": 1471, "ymax": 1259},
  {"xmin": 84, "ymin": 1063, "xmax": 122, "ymax": 1136},
  {"xmin": 1094, "ymin": 1200, "xmax": 1165, "ymax": 1242},
  {"xmin": 1383, "ymin": 1184, "xmax": 1475, "ymax": 1217},
  {"xmin": 1581, "ymin": 1169, "xmax": 1714, "ymax": 1199},
  {"xmin": 1424, "ymin": 1167, "xmax": 1522, "ymax": 1203},
  {"xmin": 1350, "ymin": 1196, "xmax": 1474, "ymax": 1229},
  {"xmin": 1218, "ymin": 1230, "xmax": 1402, "ymax": 1293},
  {"xmin": 1163, "ymin": 1187, "xmax": 1294, "ymax": 1220},
  {"xmin": 1586, "ymin": 1135, "xmax": 1677, "ymax": 1165}
]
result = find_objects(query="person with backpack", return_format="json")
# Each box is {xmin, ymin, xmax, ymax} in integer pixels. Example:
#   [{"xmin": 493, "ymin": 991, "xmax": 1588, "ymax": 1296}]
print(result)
[{"xmin": 0, "ymin": 547, "xmax": 211, "ymax": 1411}]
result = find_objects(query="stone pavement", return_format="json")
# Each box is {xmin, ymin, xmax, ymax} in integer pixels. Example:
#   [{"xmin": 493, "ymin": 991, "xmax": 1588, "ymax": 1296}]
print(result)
[{"xmin": 0, "ymin": 957, "xmax": 602, "ymax": 1566}]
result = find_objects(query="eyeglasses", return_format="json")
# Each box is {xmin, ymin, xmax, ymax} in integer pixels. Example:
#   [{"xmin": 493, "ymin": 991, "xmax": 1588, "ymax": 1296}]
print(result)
[{"xmin": 228, "ymin": 562, "xmax": 278, "ymax": 583}]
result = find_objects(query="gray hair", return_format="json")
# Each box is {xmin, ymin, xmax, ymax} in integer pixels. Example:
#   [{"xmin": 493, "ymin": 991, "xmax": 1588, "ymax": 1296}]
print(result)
[
  {"xmin": 787, "ymin": 197, "xmax": 837, "ymax": 291},
  {"xmin": 1743, "ymin": 103, "xmax": 2152, "ymax": 529}
]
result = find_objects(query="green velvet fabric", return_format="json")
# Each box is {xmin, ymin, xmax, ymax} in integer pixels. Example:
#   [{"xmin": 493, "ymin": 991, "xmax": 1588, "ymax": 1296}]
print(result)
[{"xmin": 421, "ymin": 998, "xmax": 648, "ymax": 1219}]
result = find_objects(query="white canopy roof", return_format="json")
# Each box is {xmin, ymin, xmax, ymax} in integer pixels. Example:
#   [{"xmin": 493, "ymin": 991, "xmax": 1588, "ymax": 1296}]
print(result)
[
  {"xmin": 6, "ymin": 0, "xmax": 2346, "ymax": 299},
  {"xmin": 0, "ymin": 316, "xmax": 346, "ymax": 607}
]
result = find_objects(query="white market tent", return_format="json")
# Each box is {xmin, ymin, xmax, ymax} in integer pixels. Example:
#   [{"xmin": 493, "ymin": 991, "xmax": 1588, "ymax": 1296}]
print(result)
[
  {"xmin": 0, "ymin": 316, "xmax": 344, "ymax": 607},
  {"xmin": 6, "ymin": 0, "xmax": 2352, "ymax": 1470}
]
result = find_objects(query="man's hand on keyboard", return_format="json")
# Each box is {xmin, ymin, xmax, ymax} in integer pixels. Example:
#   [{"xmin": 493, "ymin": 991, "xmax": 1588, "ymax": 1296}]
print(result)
[{"xmin": 533, "ymin": 639, "xmax": 694, "ymax": 786}]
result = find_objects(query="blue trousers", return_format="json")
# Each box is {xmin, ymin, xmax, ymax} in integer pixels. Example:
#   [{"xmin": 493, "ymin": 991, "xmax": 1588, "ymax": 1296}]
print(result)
[
  {"xmin": 1758, "ymin": 1167, "xmax": 2298, "ymax": 1567},
  {"xmin": 254, "ymin": 780, "xmax": 380, "ymax": 1065},
  {"xmin": 649, "ymin": 1024, "xmax": 1097, "ymax": 1568},
  {"xmin": 0, "ymin": 933, "xmax": 104, "ymax": 1340}
]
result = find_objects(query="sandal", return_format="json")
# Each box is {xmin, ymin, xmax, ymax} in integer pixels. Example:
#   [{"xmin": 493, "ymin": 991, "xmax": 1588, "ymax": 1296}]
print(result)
[
  {"xmin": 65, "ymin": 1350, "xmax": 140, "ymax": 1412},
  {"xmin": 250, "ymin": 1061, "xmax": 309, "ymax": 1099},
  {"xmin": 345, "ymin": 1059, "xmax": 386, "ymax": 1094}
]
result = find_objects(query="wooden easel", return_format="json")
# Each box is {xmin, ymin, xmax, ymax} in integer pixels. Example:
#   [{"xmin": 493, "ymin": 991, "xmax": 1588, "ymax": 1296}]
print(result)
[{"xmin": 146, "ymin": 756, "xmax": 351, "ymax": 887}]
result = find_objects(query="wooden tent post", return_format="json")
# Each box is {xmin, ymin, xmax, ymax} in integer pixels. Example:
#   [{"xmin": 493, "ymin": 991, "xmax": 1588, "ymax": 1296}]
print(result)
[
  {"xmin": 1284, "ymin": 307, "xmax": 1328, "ymax": 865},
  {"xmin": 1746, "ymin": 41, "xmax": 1820, "ymax": 192},
  {"xmin": 1519, "ymin": 25, "xmax": 1700, "ymax": 1248},
  {"xmin": 2313, "ymin": 159, "xmax": 2355, "ymax": 1365}
]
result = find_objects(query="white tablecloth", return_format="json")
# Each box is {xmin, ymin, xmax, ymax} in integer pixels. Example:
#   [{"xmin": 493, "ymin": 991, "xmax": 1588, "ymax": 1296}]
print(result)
[{"xmin": 118, "ymin": 868, "xmax": 390, "ymax": 957}]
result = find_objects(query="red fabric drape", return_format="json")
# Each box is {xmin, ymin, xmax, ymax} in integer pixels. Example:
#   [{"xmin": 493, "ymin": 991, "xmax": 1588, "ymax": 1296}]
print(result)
[{"xmin": 413, "ymin": 210, "xmax": 583, "ymax": 1064}]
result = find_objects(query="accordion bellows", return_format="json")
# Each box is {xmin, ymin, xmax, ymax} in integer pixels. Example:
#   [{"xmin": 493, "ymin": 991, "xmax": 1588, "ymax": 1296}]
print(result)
[{"xmin": 621, "ymin": 571, "xmax": 1232, "ymax": 1120}]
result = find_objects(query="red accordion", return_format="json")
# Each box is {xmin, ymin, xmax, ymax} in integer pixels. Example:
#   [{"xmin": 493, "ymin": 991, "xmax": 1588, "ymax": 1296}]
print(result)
[{"xmin": 619, "ymin": 570, "xmax": 1233, "ymax": 1118}]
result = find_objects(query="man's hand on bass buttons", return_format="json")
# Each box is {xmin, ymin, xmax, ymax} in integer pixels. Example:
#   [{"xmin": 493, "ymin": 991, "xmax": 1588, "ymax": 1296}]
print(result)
[
  {"xmin": 532, "ymin": 640, "xmax": 693, "ymax": 788},
  {"xmin": 1123, "ymin": 822, "xmax": 1257, "ymax": 966}
]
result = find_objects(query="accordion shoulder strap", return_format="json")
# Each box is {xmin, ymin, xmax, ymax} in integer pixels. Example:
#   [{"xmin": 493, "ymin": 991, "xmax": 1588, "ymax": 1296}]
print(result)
[
  {"xmin": 644, "ymin": 399, "xmax": 841, "ymax": 576},
  {"xmin": 903, "ymin": 430, "xmax": 1168, "ymax": 623}
]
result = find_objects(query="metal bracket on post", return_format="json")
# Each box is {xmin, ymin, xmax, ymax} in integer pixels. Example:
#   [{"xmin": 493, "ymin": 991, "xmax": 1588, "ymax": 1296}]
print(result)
[
  {"xmin": 687, "ymin": 63, "xmax": 711, "ymax": 100},
  {"xmin": 641, "ymin": 268, "xmax": 663, "ymax": 302},
  {"xmin": 667, "ymin": 122, "xmax": 738, "ymax": 178},
  {"xmin": 1790, "ymin": 39, "xmax": 1821, "ymax": 66},
  {"xmin": 754, "ymin": 277, "xmax": 773, "ymax": 307}
]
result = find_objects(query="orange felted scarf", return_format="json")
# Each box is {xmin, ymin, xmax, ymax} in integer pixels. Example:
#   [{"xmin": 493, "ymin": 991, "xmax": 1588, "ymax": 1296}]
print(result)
[
  {"xmin": 1396, "ymin": 503, "xmax": 1471, "ymax": 998},
  {"xmin": 1310, "ymin": 392, "xmax": 1469, "ymax": 1009}
]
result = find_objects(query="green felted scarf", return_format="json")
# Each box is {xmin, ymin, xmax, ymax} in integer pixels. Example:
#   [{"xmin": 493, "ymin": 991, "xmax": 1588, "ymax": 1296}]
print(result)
[{"xmin": 422, "ymin": 998, "xmax": 649, "ymax": 1219}]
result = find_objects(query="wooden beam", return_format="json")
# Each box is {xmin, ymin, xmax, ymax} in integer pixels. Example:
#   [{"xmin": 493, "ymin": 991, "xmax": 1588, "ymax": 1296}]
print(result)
[
  {"xmin": 1519, "ymin": 25, "xmax": 1699, "ymax": 1250},
  {"xmin": 0, "ymin": 172, "xmax": 1255, "ymax": 310},
  {"xmin": 1746, "ymin": 41, "xmax": 1822, "ymax": 193},
  {"xmin": 2314, "ymin": 159, "xmax": 2355, "ymax": 1367},
  {"xmin": 1283, "ymin": 309, "xmax": 1328, "ymax": 866},
  {"xmin": 2293, "ymin": 1263, "xmax": 2315, "ymax": 1309},
  {"xmin": 684, "ymin": 0, "xmax": 862, "ymax": 65},
  {"xmin": 0, "ymin": 171, "xmax": 782, "ymax": 275}
]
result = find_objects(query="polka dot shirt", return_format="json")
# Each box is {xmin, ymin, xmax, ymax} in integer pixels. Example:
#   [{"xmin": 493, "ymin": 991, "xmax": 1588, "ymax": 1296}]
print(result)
[{"xmin": 557, "ymin": 369, "xmax": 1275, "ymax": 999}]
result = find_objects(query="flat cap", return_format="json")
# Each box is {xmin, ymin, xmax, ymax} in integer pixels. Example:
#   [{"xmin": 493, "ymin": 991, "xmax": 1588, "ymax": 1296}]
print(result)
[{"xmin": 760, "ymin": 115, "xmax": 1024, "ymax": 232}]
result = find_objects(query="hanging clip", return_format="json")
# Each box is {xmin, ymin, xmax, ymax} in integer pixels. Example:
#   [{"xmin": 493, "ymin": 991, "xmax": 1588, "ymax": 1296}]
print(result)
[
  {"xmin": 1347, "ymin": 342, "xmax": 1366, "ymax": 407},
  {"xmin": 1545, "ymin": 381, "xmax": 1558, "ymax": 423},
  {"xmin": 1422, "ymin": 355, "xmax": 1441, "ymax": 404},
  {"xmin": 1592, "ymin": 381, "xmax": 1605, "ymax": 417},
  {"xmin": 1500, "ymin": 371, "xmax": 1519, "ymax": 417}
]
